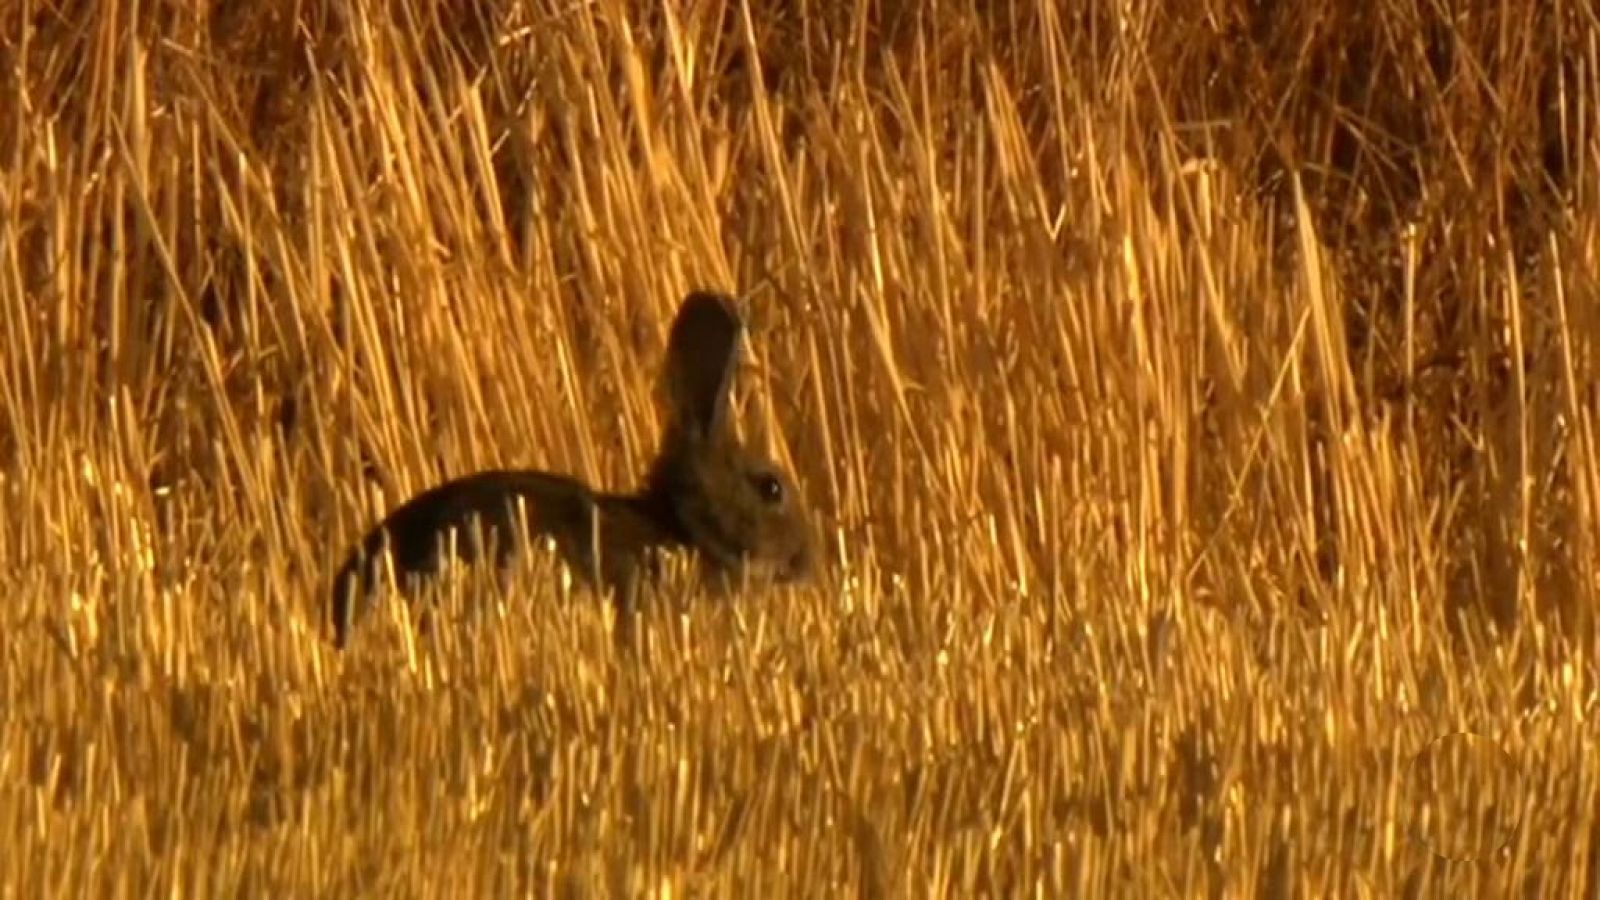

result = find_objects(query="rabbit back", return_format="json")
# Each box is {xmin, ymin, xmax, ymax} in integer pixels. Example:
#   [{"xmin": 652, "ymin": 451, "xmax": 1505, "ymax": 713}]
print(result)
[{"xmin": 329, "ymin": 469, "xmax": 668, "ymax": 646}]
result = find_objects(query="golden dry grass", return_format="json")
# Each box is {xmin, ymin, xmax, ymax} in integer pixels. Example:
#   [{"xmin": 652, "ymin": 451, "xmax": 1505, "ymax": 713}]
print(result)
[{"xmin": 2, "ymin": 0, "xmax": 1598, "ymax": 895}]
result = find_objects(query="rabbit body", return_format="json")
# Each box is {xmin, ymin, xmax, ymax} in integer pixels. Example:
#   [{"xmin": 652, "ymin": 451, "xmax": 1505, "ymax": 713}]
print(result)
[
  {"xmin": 330, "ymin": 291, "xmax": 813, "ymax": 647},
  {"xmin": 329, "ymin": 470, "xmax": 672, "ymax": 646}
]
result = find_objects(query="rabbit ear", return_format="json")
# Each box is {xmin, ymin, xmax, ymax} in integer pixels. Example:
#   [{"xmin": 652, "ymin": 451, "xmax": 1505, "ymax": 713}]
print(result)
[{"xmin": 662, "ymin": 291, "xmax": 744, "ymax": 439}]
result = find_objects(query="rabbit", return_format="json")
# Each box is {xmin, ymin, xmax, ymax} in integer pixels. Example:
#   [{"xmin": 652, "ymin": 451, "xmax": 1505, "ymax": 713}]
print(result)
[{"xmin": 329, "ymin": 290, "xmax": 814, "ymax": 648}]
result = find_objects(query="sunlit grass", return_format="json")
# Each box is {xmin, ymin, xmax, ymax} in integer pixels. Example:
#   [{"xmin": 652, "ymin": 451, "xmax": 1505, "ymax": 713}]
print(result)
[{"xmin": 2, "ymin": 0, "xmax": 1597, "ymax": 895}]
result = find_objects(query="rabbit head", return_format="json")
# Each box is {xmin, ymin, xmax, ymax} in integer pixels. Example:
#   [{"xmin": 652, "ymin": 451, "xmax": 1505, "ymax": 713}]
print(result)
[{"xmin": 641, "ymin": 291, "xmax": 815, "ymax": 587}]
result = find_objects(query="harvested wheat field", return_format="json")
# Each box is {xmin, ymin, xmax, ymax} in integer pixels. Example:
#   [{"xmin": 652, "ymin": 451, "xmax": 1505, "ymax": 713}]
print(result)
[{"xmin": 2, "ymin": 0, "xmax": 1598, "ymax": 895}]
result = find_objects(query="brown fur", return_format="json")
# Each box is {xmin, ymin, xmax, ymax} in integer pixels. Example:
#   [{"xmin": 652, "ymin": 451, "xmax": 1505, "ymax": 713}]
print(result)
[{"xmin": 329, "ymin": 291, "xmax": 813, "ymax": 647}]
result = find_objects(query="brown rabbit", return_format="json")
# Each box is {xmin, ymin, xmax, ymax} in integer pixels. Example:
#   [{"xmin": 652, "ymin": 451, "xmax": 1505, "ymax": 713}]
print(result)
[{"xmin": 329, "ymin": 291, "xmax": 814, "ymax": 647}]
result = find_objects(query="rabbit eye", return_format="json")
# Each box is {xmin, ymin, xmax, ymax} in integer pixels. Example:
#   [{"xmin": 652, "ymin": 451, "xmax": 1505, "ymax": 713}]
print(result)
[{"xmin": 751, "ymin": 473, "xmax": 784, "ymax": 505}]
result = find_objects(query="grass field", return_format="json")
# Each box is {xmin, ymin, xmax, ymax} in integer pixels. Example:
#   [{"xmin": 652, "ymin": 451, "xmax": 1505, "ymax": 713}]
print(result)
[{"xmin": 2, "ymin": 0, "xmax": 1598, "ymax": 895}]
